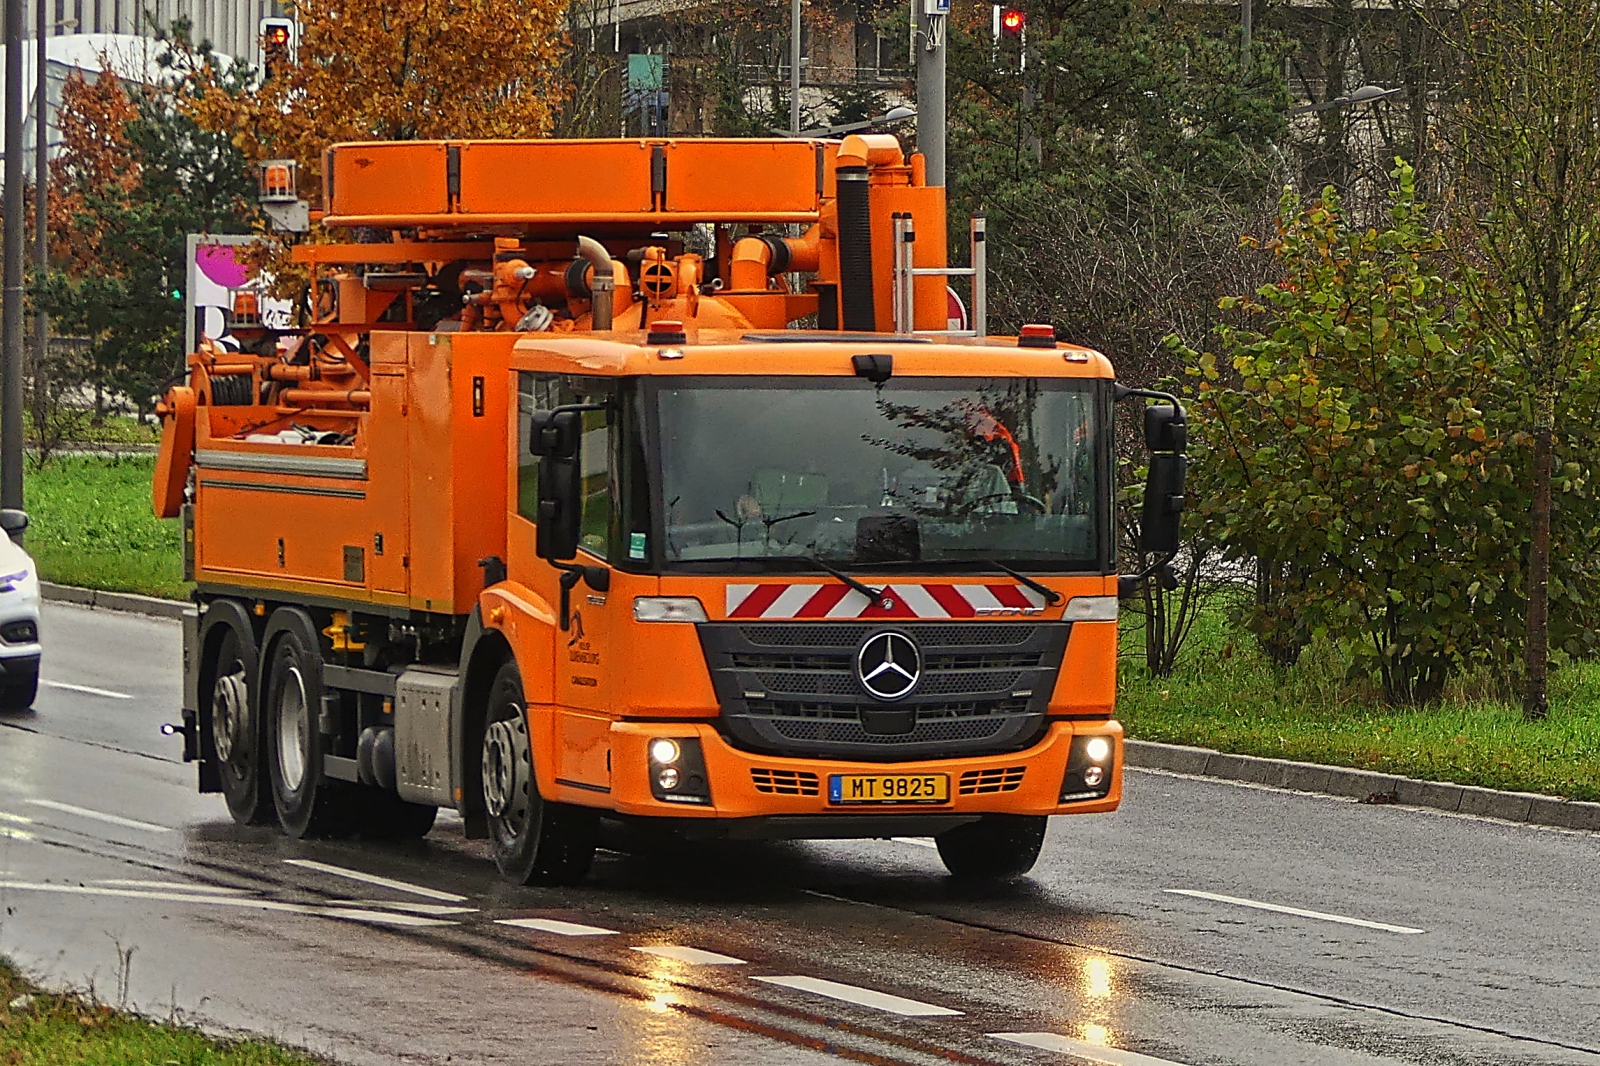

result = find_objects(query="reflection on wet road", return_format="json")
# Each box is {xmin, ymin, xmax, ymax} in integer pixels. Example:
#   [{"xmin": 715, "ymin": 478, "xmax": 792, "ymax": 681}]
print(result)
[{"xmin": 2, "ymin": 602, "xmax": 1597, "ymax": 1066}]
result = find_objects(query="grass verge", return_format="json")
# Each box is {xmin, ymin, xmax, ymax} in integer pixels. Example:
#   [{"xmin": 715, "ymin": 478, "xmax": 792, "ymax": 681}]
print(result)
[
  {"xmin": 0, "ymin": 960, "xmax": 320, "ymax": 1065},
  {"xmin": 1118, "ymin": 603, "xmax": 1600, "ymax": 802},
  {"xmin": 24, "ymin": 454, "xmax": 189, "ymax": 601}
]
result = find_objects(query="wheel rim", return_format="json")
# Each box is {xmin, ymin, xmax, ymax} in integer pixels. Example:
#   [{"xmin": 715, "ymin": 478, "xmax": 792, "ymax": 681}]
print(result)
[
  {"xmin": 482, "ymin": 710, "xmax": 531, "ymax": 839},
  {"xmin": 212, "ymin": 666, "xmax": 248, "ymax": 765},
  {"xmin": 276, "ymin": 663, "xmax": 310, "ymax": 793}
]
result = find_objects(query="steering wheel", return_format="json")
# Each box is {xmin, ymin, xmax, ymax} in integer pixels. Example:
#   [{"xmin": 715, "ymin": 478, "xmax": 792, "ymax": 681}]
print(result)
[{"xmin": 971, "ymin": 493, "xmax": 1047, "ymax": 516}]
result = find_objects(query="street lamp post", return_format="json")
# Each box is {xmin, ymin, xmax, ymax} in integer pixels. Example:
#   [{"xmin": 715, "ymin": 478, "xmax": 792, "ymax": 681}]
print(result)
[
  {"xmin": 789, "ymin": 0, "xmax": 801, "ymax": 135},
  {"xmin": 3, "ymin": 0, "xmax": 26, "ymax": 512}
]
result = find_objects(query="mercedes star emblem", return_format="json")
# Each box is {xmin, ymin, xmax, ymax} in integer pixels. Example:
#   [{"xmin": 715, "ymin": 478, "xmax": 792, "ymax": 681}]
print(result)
[{"xmin": 856, "ymin": 630, "xmax": 922, "ymax": 702}]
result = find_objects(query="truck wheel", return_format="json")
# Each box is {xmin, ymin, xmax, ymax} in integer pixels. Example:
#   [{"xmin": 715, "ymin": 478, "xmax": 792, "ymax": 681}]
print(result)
[
  {"xmin": 0, "ymin": 671, "xmax": 36, "ymax": 711},
  {"xmin": 935, "ymin": 814, "xmax": 1047, "ymax": 881},
  {"xmin": 263, "ymin": 621, "xmax": 354, "ymax": 839},
  {"xmin": 481, "ymin": 660, "xmax": 597, "ymax": 886},
  {"xmin": 356, "ymin": 790, "xmax": 438, "ymax": 841},
  {"xmin": 209, "ymin": 627, "xmax": 270, "ymax": 825}
]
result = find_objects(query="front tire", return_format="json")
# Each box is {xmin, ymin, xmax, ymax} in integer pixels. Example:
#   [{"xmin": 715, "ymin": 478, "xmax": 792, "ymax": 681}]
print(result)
[
  {"xmin": 481, "ymin": 661, "xmax": 597, "ymax": 886},
  {"xmin": 936, "ymin": 814, "xmax": 1047, "ymax": 881},
  {"xmin": 263, "ymin": 619, "xmax": 354, "ymax": 839}
]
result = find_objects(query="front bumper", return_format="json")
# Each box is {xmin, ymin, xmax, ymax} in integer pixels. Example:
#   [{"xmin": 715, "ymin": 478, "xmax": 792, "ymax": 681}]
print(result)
[{"xmin": 593, "ymin": 719, "xmax": 1122, "ymax": 824}]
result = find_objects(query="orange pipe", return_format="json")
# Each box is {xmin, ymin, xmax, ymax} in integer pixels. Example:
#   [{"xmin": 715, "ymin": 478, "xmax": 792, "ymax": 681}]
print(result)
[{"xmin": 280, "ymin": 388, "xmax": 370, "ymax": 407}]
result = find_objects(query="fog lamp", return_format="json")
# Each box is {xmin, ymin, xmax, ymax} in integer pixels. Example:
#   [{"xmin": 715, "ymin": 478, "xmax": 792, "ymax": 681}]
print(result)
[
  {"xmin": 1085, "ymin": 736, "xmax": 1112, "ymax": 763},
  {"xmin": 657, "ymin": 766, "xmax": 681, "ymax": 790},
  {"xmin": 650, "ymin": 738, "xmax": 681, "ymax": 764},
  {"xmin": 1083, "ymin": 765, "xmax": 1105, "ymax": 788}
]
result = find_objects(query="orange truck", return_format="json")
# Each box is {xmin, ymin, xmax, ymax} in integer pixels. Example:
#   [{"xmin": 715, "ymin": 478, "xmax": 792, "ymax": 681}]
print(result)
[{"xmin": 155, "ymin": 135, "xmax": 1187, "ymax": 884}]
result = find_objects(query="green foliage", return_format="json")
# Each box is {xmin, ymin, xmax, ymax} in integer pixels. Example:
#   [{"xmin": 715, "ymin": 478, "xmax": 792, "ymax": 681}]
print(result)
[
  {"xmin": 1179, "ymin": 164, "xmax": 1600, "ymax": 703},
  {"xmin": 1117, "ymin": 603, "xmax": 1600, "ymax": 802}
]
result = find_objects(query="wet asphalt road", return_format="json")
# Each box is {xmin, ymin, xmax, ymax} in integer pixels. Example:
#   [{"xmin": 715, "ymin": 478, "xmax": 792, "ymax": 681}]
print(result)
[{"xmin": 0, "ymin": 602, "xmax": 1596, "ymax": 1066}]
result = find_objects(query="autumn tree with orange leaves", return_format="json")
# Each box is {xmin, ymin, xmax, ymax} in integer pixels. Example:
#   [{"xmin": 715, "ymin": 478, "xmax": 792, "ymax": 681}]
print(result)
[{"xmin": 181, "ymin": 0, "xmax": 569, "ymax": 292}]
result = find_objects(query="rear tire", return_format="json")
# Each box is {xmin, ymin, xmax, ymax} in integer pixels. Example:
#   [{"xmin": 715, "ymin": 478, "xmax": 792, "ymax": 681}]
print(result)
[
  {"xmin": 0, "ymin": 671, "xmax": 35, "ymax": 711},
  {"xmin": 208, "ymin": 626, "xmax": 271, "ymax": 825},
  {"xmin": 935, "ymin": 814, "xmax": 1047, "ymax": 881},
  {"xmin": 481, "ymin": 660, "xmax": 597, "ymax": 886},
  {"xmin": 263, "ymin": 620, "xmax": 355, "ymax": 839}
]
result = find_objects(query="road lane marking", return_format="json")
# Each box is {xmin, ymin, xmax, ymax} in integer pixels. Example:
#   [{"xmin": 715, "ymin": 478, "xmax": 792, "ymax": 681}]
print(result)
[
  {"xmin": 0, "ymin": 828, "xmax": 32, "ymax": 841},
  {"xmin": 496, "ymin": 917, "xmax": 619, "ymax": 936},
  {"xmin": 95, "ymin": 879, "xmax": 253, "ymax": 895},
  {"xmin": 283, "ymin": 859, "xmax": 468, "ymax": 902},
  {"xmin": 891, "ymin": 837, "xmax": 940, "ymax": 849},
  {"xmin": 1164, "ymin": 889, "xmax": 1425, "ymax": 934},
  {"xmin": 0, "ymin": 881, "xmax": 454, "ymax": 926},
  {"xmin": 26, "ymin": 800, "xmax": 171, "ymax": 833},
  {"xmin": 336, "ymin": 899, "xmax": 478, "ymax": 917},
  {"xmin": 0, "ymin": 812, "xmax": 32, "ymax": 824},
  {"xmin": 632, "ymin": 945, "xmax": 746, "ymax": 966},
  {"xmin": 42, "ymin": 680, "xmax": 134, "ymax": 700},
  {"xmin": 990, "ymin": 1032, "xmax": 1190, "ymax": 1065},
  {"xmin": 752, "ymin": 975, "xmax": 962, "ymax": 1017}
]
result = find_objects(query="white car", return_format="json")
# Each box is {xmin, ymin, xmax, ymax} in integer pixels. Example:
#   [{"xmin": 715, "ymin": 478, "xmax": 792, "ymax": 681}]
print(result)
[{"xmin": 0, "ymin": 510, "xmax": 40, "ymax": 710}]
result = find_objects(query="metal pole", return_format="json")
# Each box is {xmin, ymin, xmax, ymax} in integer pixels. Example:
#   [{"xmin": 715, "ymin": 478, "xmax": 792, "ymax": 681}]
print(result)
[
  {"xmin": 3, "ymin": 0, "xmax": 27, "ymax": 511},
  {"xmin": 916, "ymin": 8, "xmax": 946, "ymax": 186},
  {"xmin": 32, "ymin": 0, "xmax": 45, "ymax": 444},
  {"xmin": 789, "ymin": 0, "xmax": 800, "ymax": 135}
]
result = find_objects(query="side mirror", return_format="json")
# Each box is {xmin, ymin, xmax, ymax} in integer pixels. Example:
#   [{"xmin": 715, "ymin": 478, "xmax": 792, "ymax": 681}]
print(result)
[
  {"xmin": 530, "ymin": 410, "xmax": 584, "ymax": 562},
  {"xmin": 0, "ymin": 509, "xmax": 28, "ymax": 538},
  {"xmin": 1144, "ymin": 404, "xmax": 1187, "ymax": 452},
  {"xmin": 1140, "ymin": 452, "xmax": 1186, "ymax": 555}
]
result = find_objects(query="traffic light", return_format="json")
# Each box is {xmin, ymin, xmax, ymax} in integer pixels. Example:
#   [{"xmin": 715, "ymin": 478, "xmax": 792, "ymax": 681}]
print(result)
[
  {"xmin": 259, "ymin": 17, "xmax": 297, "ymax": 71},
  {"xmin": 1000, "ymin": 7, "xmax": 1025, "ymax": 33}
]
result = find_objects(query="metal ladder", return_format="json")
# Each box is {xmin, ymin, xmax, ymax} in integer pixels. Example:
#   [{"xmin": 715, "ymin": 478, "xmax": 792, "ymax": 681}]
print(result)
[{"xmin": 891, "ymin": 214, "xmax": 987, "ymax": 339}]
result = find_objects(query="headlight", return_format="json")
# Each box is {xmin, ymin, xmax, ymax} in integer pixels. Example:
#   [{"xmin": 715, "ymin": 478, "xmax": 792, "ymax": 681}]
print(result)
[
  {"xmin": 647, "ymin": 736, "xmax": 710, "ymax": 805},
  {"xmin": 1064, "ymin": 596, "xmax": 1118, "ymax": 622},
  {"xmin": 1085, "ymin": 736, "xmax": 1112, "ymax": 763},
  {"xmin": 633, "ymin": 597, "xmax": 709, "ymax": 623},
  {"xmin": 649, "ymin": 738, "xmax": 681, "ymax": 765}
]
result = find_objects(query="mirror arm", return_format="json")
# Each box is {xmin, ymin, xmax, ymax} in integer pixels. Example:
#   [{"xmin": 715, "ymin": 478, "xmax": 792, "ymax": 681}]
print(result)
[
  {"xmin": 1113, "ymin": 383, "xmax": 1181, "ymax": 409},
  {"xmin": 1118, "ymin": 553, "xmax": 1180, "ymax": 600},
  {"xmin": 553, "ymin": 561, "xmax": 611, "ymax": 629}
]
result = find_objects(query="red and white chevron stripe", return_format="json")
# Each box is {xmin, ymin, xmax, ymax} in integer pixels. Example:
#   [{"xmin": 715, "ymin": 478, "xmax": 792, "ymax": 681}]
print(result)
[{"xmin": 724, "ymin": 583, "xmax": 1049, "ymax": 619}]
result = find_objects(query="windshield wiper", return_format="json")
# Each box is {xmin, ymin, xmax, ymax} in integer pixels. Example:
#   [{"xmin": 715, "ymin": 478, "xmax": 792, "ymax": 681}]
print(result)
[
  {"xmin": 801, "ymin": 555, "xmax": 883, "ymax": 602},
  {"xmin": 983, "ymin": 560, "xmax": 1063, "ymax": 605}
]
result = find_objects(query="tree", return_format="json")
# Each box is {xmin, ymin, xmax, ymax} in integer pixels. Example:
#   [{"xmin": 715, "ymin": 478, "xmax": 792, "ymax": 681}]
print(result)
[
  {"xmin": 1445, "ymin": 0, "xmax": 1600, "ymax": 719},
  {"xmin": 38, "ymin": 55, "xmax": 255, "ymax": 423},
  {"xmin": 1180, "ymin": 167, "xmax": 1527, "ymax": 703}
]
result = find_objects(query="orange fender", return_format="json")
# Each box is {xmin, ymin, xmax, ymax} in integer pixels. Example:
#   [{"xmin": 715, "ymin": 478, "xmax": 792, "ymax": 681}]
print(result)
[{"xmin": 152, "ymin": 386, "xmax": 196, "ymax": 519}]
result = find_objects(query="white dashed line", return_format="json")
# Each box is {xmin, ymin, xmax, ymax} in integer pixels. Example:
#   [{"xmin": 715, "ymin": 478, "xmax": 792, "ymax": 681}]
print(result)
[
  {"xmin": 496, "ymin": 917, "xmax": 619, "ymax": 936},
  {"xmin": 632, "ymin": 945, "xmax": 746, "ymax": 966},
  {"xmin": 891, "ymin": 837, "xmax": 940, "ymax": 849},
  {"xmin": 1164, "ymin": 889, "xmax": 1424, "ymax": 935},
  {"xmin": 95, "ymin": 880, "xmax": 253, "ymax": 895},
  {"xmin": 0, "ymin": 812, "xmax": 32, "ymax": 824},
  {"xmin": 753, "ymin": 975, "xmax": 962, "ymax": 1017},
  {"xmin": 0, "ymin": 881, "xmax": 455, "ymax": 926},
  {"xmin": 990, "ymin": 1032, "xmax": 1191, "ymax": 1065},
  {"xmin": 283, "ymin": 859, "xmax": 468, "ymax": 902},
  {"xmin": 26, "ymin": 799, "xmax": 171, "ymax": 833},
  {"xmin": 336, "ymin": 899, "xmax": 478, "ymax": 917},
  {"xmin": 42, "ymin": 680, "xmax": 134, "ymax": 700}
]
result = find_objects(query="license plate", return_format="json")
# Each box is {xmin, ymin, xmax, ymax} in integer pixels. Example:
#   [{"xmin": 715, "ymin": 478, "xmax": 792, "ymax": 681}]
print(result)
[{"xmin": 828, "ymin": 773, "xmax": 950, "ymax": 805}]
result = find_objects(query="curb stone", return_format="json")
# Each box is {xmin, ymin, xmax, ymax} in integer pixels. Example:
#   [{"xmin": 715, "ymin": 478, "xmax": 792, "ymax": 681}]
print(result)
[
  {"xmin": 1125, "ymin": 738, "xmax": 1600, "ymax": 832},
  {"xmin": 41, "ymin": 581, "xmax": 189, "ymax": 621}
]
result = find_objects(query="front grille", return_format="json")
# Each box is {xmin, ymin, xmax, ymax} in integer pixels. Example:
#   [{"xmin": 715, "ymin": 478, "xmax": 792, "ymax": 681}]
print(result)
[
  {"xmin": 0, "ymin": 620, "xmax": 36, "ymax": 644},
  {"xmin": 751, "ymin": 768, "xmax": 820, "ymax": 796},
  {"xmin": 960, "ymin": 766, "xmax": 1026, "ymax": 795},
  {"xmin": 700, "ymin": 622, "xmax": 1071, "ymax": 761}
]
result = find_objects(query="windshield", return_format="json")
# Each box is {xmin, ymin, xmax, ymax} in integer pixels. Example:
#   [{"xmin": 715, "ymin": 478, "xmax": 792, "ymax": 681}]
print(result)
[{"xmin": 654, "ymin": 377, "xmax": 1105, "ymax": 571}]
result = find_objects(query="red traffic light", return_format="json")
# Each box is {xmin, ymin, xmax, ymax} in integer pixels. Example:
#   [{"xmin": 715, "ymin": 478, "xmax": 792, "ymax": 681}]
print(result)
[{"xmin": 1000, "ymin": 8, "xmax": 1025, "ymax": 32}]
